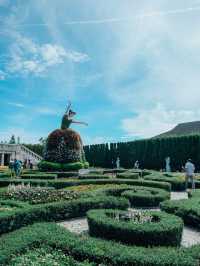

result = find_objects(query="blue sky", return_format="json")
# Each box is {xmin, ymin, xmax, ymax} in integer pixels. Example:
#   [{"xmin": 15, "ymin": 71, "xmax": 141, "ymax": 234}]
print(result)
[{"xmin": 1, "ymin": 0, "xmax": 200, "ymax": 144}]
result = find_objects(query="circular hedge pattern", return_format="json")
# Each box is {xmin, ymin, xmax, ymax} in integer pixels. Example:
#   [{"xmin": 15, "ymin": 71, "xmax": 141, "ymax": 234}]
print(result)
[
  {"xmin": 121, "ymin": 187, "xmax": 170, "ymax": 207},
  {"xmin": 104, "ymin": 186, "xmax": 170, "ymax": 207},
  {"xmin": 87, "ymin": 209, "xmax": 183, "ymax": 247}
]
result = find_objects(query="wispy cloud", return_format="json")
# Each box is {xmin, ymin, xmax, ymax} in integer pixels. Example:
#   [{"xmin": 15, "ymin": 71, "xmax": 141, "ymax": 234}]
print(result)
[
  {"xmin": 4, "ymin": 34, "xmax": 89, "ymax": 77},
  {"xmin": 8, "ymin": 102, "xmax": 25, "ymax": 108},
  {"xmin": 7, "ymin": 5, "xmax": 200, "ymax": 27},
  {"xmin": 0, "ymin": 70, "xmax": 6, "ymax": 80}
]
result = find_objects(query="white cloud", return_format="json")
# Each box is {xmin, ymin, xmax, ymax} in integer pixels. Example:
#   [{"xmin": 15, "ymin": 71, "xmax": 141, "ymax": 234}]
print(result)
[
  {"xmin": 8, "ymin": 102, "xmax": 25, "ymax": 108},
  {"xmin": 122, "ymin": 104, "xmax": 200, "ymax": 138},
  {"xmin": 0, "ymin": 70, "xmax": 6, "ymax": 80},
  {"xmin": 6, "ymin": 34, "xmax": 89, "ymax": 76}
]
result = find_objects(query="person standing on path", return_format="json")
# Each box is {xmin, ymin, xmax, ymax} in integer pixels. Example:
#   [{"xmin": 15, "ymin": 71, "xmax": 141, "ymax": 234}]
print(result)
[
  {"xmin": 185, "ymin": 159, "xmax": 195, "ymax": 190},
  {"xmin": 13, "ymin": 159, "xmax": 22, "ymax": 178}
]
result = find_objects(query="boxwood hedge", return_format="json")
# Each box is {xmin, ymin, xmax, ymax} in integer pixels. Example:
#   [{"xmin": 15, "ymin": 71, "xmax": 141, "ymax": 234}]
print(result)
[
  {"xmin": 160, "ymin": 198, "xmax": 200, "ymax": 228},
  {"xmin": 0, "ymin": 222, "xmax": 199, "ymax": 266},
  {"xmin": 144, "ymin": 174, "xmax": 185, "ymax": 191},
  {"xmin": 0, "ymin": 196, "xmax": 128, "ymax": 235},
  {"xmin": 20, "ymin": 174, "xmax": 58, "ymax": 179},
  {"xmin": 78, "ymin": 174, "xmax": 110, "ymax": 180},
  {"xmin": 0, "ymin": 178, "xmax": 171, "ymax": 191},
  {"xmin": 87, "ymin": 209, "xmax": 183, "ymax": 247},
  {"xmin": 121, "ymin": 186, "xmax": 170, "ymax": 207},
  {"xmin": 116, "ymin": 172, "xmax": 139, "ymax": 179}
]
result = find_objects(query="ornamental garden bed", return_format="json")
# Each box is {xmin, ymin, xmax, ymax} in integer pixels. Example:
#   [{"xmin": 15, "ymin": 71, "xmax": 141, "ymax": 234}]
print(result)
[
  {"xmin": 116, "ymin": 172, "xmax": 139, "ymax": 179},
  {"xmin": 96, "ymin": 185, "xmax": 170, "ymax": 207},
  {"xmin": 87, "ymin": 209, "xmax": 183, "ymax": 246},
  {"xmin": 0, "ymin": 222, "xmax": 199, "ymax": 266}
]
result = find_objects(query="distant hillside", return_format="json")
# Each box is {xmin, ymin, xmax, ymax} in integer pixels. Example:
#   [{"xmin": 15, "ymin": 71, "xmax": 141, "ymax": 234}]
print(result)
[{"xmin": 154, "ymin": 121, "xmax": 200, "ymax": 138}]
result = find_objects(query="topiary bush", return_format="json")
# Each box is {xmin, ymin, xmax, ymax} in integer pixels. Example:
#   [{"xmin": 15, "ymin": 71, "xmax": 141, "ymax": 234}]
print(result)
[
  {"xmin": 87, "ymin": 209, "xmax": 184, "ymax": 247},
  {"xmin": 38, "ymin": 160, "xmax": 86, "ymax": 171},
  {"xmin": 20, "ymin": 174, "xmax": 57, "ymax": 180}
]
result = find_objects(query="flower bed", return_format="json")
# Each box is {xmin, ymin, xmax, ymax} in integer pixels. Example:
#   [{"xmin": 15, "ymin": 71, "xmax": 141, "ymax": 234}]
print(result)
[
  {"xmin": 0, "ymin": 184, "xmax": 79, "ymax": 204},
  {"xmin": 121, "ymin": 186, "xmax": 170, "ymax": 207},
  {"xmin": 0, "ymin": 222, "xmax": 198, "ymax": 266},
  {"xmin": 87, "ymin": 209, "xmax": 183, "ymax": 246}
]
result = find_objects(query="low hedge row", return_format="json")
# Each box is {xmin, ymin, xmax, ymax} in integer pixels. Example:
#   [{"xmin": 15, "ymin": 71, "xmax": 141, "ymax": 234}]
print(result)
[
  {"xmin": 78, "ymin": 174, "xmax": 110, "ymax": 180},
  {"xmin": 0, "ymin": 178, "xmax": 171, "ymax": 191},
  {"xmin": 0, "ymin": 196, "xmax": 128, "ymax": 235},
  {"xmin": 20, "ymin": 174, "xmax": 57, "ymax": 180},
  {"xmin": 116, "ymin": 172, "xmax": 139, "ymax": 179},
  {"xmin": 103, "ymin": 168, "xmax": 127, "ymax": 174},
  {"xmin": 144, "ymin": 174, "xmax": 185, "ymax": 191},
  {"xmin": 0, "ymin": 223, "xmax": 199, "ymax": 266},
  {"xmin": 48, "ymin": 171, "xmax": 78, "ymax": 178},
  {"xmin": 87, "ymin": 209, "xmax": 183, "ymax": 247},
  {"xmin": 160, "ymin": 198, "xmax": 200, "ymax": 228}
]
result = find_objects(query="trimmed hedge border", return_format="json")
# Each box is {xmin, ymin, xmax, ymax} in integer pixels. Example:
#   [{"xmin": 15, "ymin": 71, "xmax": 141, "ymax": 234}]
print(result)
[
  {"xmin": 103, "ymin": 168, "xmax": 127, "ymax": 174},
  {"xmin": 144, "ymin": 174, "xmax": 185, "ymax": 191},
  {"xmin": 0, "ymin": 223, "xmax": 199, "ymax": 266},
  {"xmin": 87, "ymin": 209, "xmax": 183, "ymax": 247},
  {"xmin": 78, "ymin": 174, "xmax": 110, "ymax": 180},
  {"xmin": 121, "ymin": 186, "xmax": 170, "ymax": 207},
  {"xmin": 116, "ymin": 173, "xmax": 139, "ymax": 179},
  {"xmin": 20, "ymin": 174, "xmax": 57, "ymax": 180},
  {"xmin": 160, "ymin": 198, "xmax": 200, "ymax": 228},
  {"xmin": 0, "ymin": 178, "xmax": 171, "ymax": 191},
  {"xmin": 92, "ymin": 185, "xmax": 170, "ymax": 207},
  {"xmin": 0, "ymin": 196, "xmax": 128, "ymax": 235}
]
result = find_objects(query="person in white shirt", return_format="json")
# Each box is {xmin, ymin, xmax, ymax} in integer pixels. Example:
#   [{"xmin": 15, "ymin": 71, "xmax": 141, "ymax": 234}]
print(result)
[{"xmin": 185, "ymin": 159, "xmax": 195, "ymax": 190}]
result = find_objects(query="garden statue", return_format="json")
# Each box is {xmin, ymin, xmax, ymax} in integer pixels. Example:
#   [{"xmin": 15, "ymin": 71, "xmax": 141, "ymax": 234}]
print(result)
[
  {"xmin": 116, "ymin": 157, "xmax": 120, "ymax": 169},
  {"xmin": 165, "ymin": 156, "xmax": 171, "ymax": 172},
  {"xmin": 41, "ymin": 101, "xmax": 89, "ymax": 170}
]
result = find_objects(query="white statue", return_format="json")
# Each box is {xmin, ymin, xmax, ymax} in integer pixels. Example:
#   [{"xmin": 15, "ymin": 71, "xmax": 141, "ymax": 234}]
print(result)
[
  {"xmin": 116, "ymin": 157, "xmax": 120, "ymax": 169},
  {"xmin": 165, "ymin": 157, "xmax": 171, "ymax": 172}
]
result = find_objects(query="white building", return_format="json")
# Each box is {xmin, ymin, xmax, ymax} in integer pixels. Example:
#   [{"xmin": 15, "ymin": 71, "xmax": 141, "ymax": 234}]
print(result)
[{"xmin": 0, "ymin": 144, "xmax": 42, "ymax": 166}]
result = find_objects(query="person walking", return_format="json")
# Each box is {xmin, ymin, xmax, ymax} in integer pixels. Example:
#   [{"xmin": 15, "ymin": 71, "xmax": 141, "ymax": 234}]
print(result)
[{"xmin": 185, "ymin": 159, "xmax": 195, "ymax": 190}]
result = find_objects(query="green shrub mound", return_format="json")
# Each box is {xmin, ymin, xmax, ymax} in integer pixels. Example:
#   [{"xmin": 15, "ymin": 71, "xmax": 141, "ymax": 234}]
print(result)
[
  {"xmin": 121, "ymin": 186, "xmax": 170, "ymax": 207},
  {"xmin": 116, "ymin": 172, "xmax": 139, "ymax": 179},
  {"xmin": 0, "ymin": 196, "xmax": 128, "ymax": 235},
  {"xmin": 1, "ymin": 223, "xmax": 199, "ymax": 266},
  {"xmin": 0, "ymin": 178, "xmax": 171, "ymax": 191},
  {"xmin": 38, "ymin": 160, "xmax": 89, "ymax": 171},
  {"xmin": 160, "ymin": 198, "xmax": 200, "ymax": 228},
  {"xmin": 78, "ymin": 174, "xmax": 110, "ymax": 180},
  {"xmin": 87, "ymin": 209, "xmax": 183, "ymax": 247}
]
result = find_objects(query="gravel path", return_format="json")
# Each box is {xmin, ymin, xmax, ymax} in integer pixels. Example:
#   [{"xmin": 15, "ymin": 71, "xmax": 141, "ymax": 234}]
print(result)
[{"xmin": 58, "ymin": 192, "xmax": 200, "ymax": 247}]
